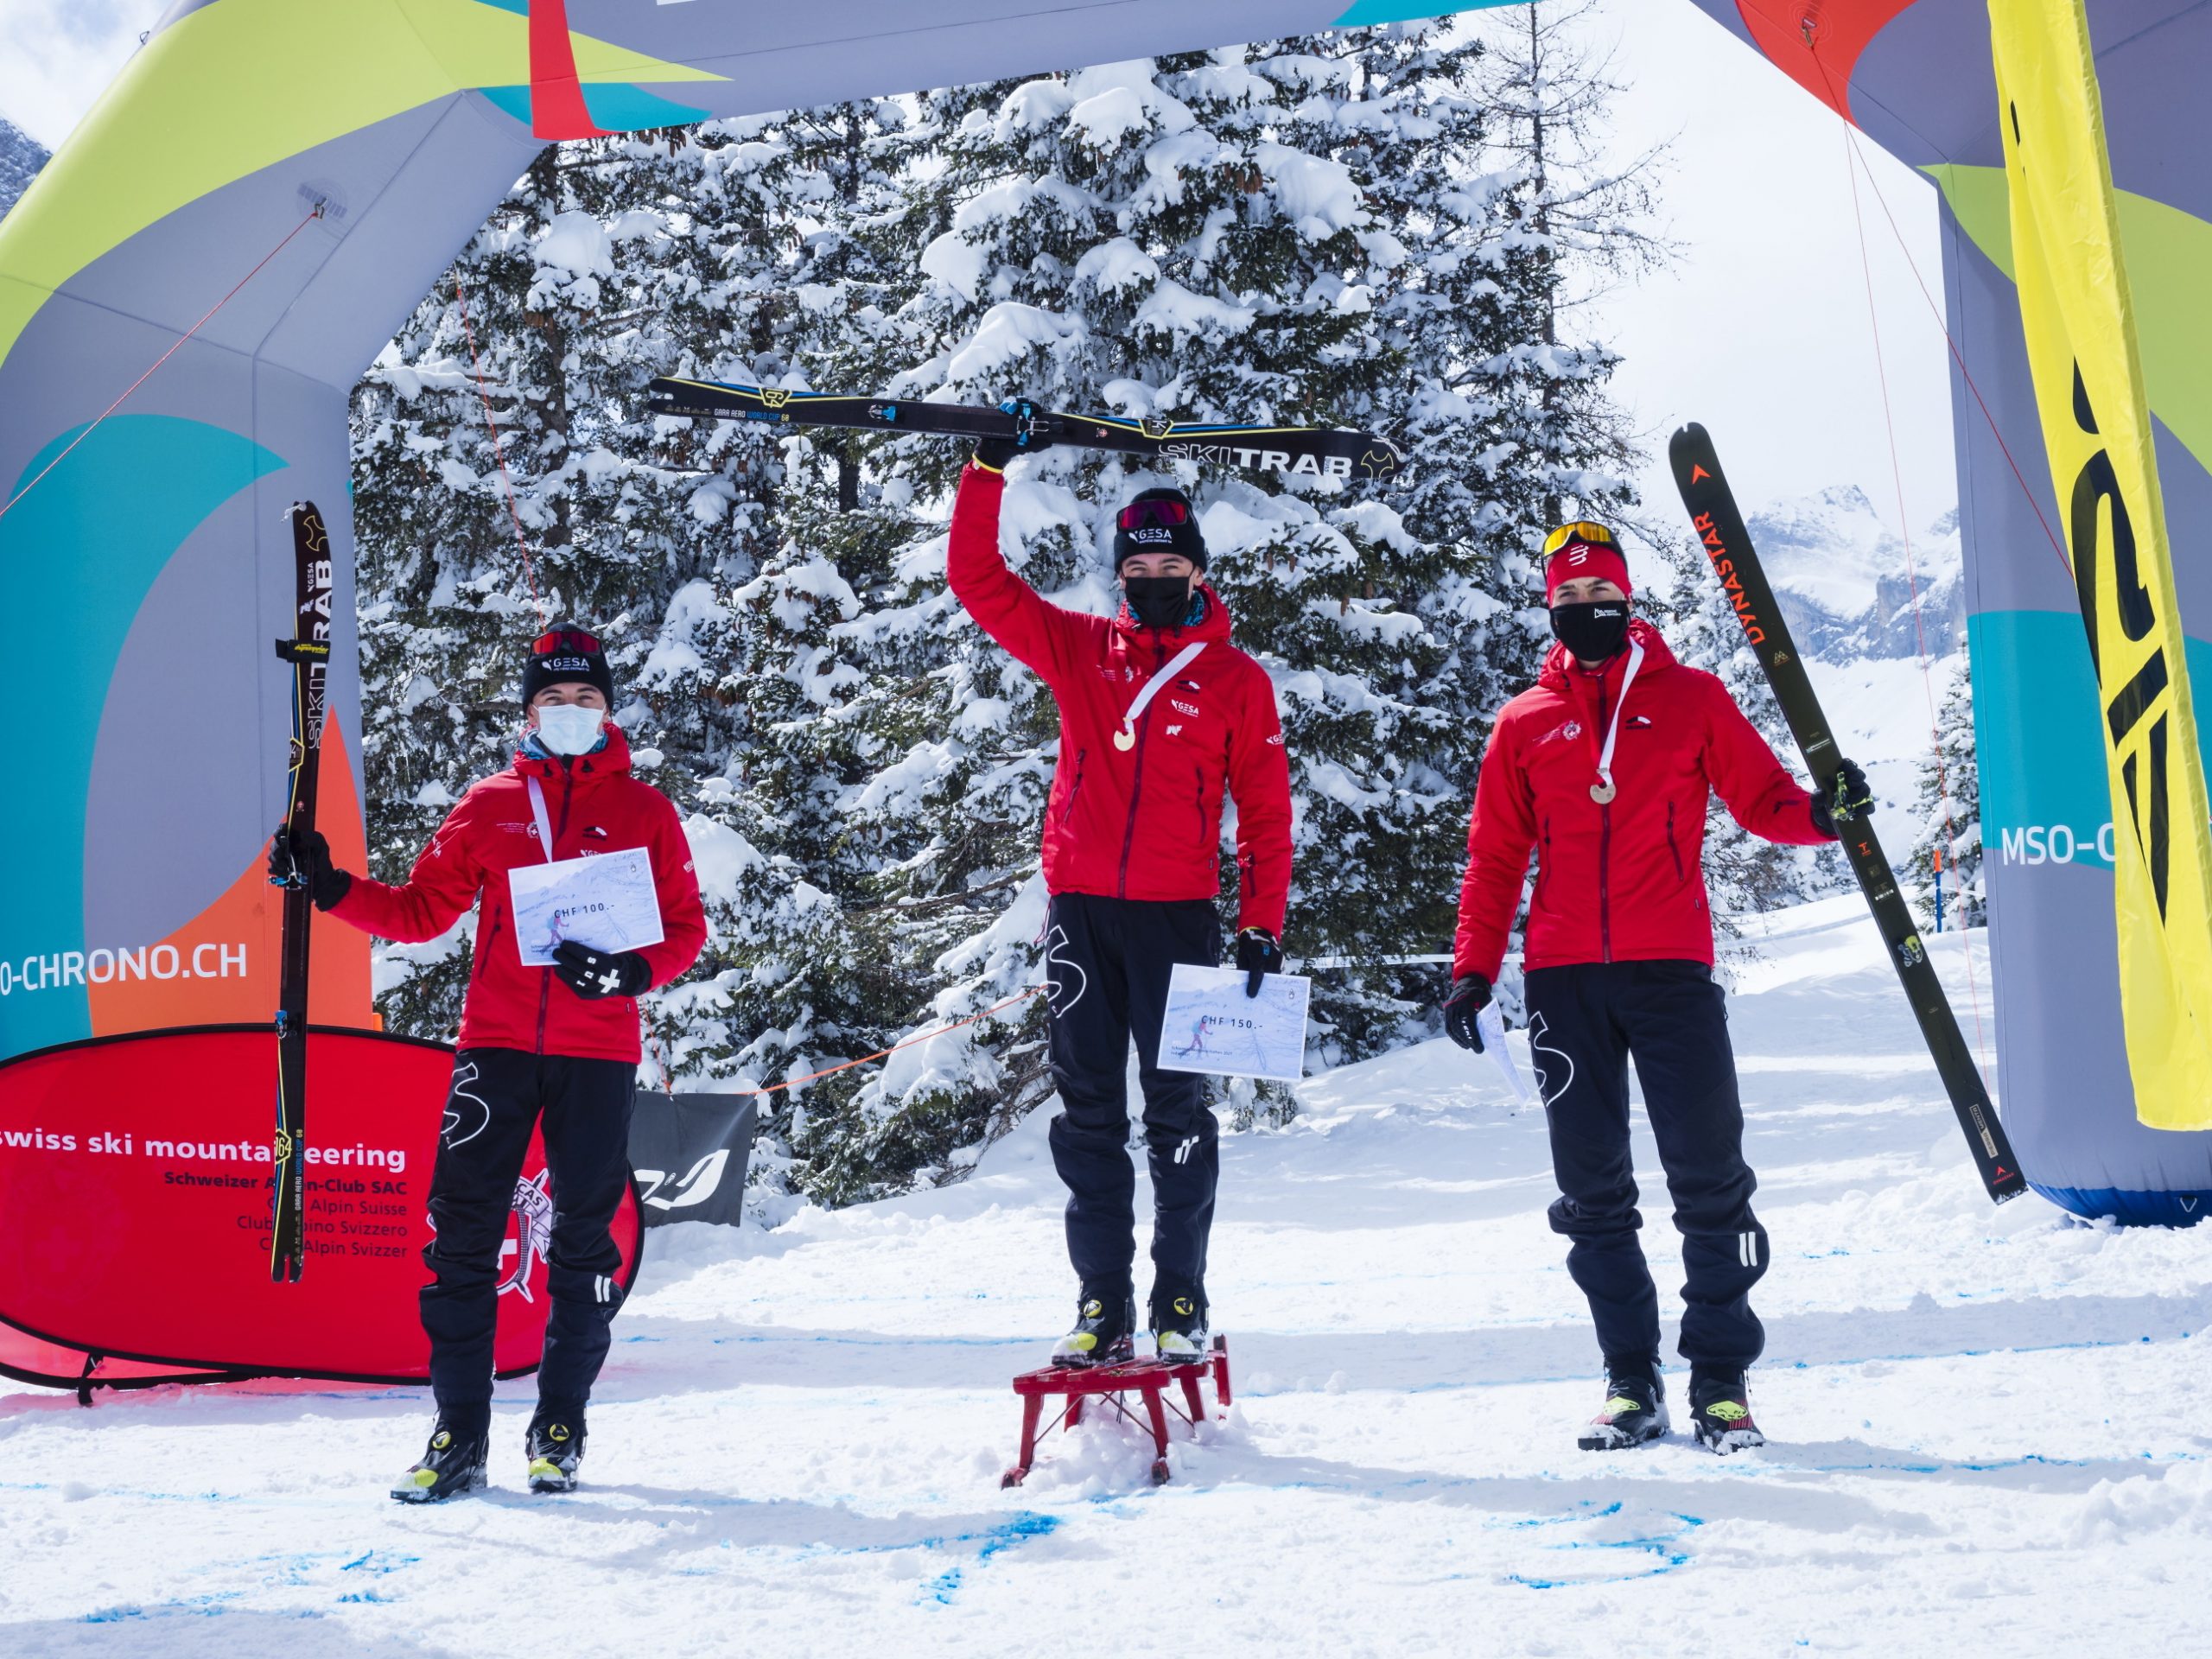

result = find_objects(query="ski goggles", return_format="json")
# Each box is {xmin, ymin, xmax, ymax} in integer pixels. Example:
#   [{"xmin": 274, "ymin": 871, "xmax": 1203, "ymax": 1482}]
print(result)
[
  {"xmin": 1117, "ymin": 498, "xmax": 1192, "ymax": 532},
  {"xmin": 532, "ymin": 626, "xmax": 602, "ymax": 656},
  {"xmin": 1541, "ymin": 520, "xmax": 1618, "ymax": 557}
]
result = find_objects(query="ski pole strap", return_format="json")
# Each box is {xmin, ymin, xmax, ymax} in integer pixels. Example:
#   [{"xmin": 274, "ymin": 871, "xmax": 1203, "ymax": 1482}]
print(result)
[
  {"xmin": 1593, "ymin": 638, "xmax": 1646, "ymax": 796},
  {"xmin": 1121, "ymin": 641, "xmax": 1208, "ymax": 743},
  {"xmin": 525, "ymin": 775, "xmax": 556, "ymax": 863}
]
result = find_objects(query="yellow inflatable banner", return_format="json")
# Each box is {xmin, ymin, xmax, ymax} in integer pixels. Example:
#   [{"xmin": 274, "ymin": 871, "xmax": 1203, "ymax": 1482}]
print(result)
[{"xmin": 1991, "ymin": 0, "xmax": 2212, "ymax": 1129}]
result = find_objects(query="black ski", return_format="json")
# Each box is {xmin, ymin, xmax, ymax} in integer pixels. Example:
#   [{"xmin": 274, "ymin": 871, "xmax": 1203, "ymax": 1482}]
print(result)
[
  {"xmin": 1669, "ymin": 423, "xmax": 2026, "ymax": 1205},
  {"xmin": 269, "ymin": 501, "xmax": 334, "ymax": 1281},
  {"xmin": 645, "ymin": 375, "xmax": 1404, "ymax": 485}
]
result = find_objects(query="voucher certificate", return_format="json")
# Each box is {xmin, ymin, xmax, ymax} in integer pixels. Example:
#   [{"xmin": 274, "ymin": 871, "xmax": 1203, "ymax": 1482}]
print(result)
[
  {"xmin": 508, "ymin": 849, "xmax": 665, "ymax": 968},
  {"xmin": 1156, "ymin": 963, "xmax": 1311, "ymax": 1084}
]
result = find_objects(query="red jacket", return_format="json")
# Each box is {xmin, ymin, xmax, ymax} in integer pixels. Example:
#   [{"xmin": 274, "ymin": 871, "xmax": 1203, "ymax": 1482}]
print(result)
[
  {"xmin": 331, "ymin": 725, "xmax": 708, "ymax": 1063},
  {"xmin": 949, "ymin": 463, "xmax": 1293, "ymax": 934},
  {"xmin": 1451, "ymin": 620, "xmax": 1831, "ymax": 982}
]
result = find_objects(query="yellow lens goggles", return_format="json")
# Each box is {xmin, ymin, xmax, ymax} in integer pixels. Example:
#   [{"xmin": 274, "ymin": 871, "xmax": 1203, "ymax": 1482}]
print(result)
[{"xmin": 1541, "ymin": 521, "xmax": 1618, "ymax": 556}]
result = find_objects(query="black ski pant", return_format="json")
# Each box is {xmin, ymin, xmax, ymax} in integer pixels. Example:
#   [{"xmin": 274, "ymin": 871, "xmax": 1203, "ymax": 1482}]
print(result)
[
  {"xmin": 420, "ymin": 1046, "xmax": 635, "ymax": 1425},
  {"xmin": 1045, "ymin": 892, "xmax": 1222, "ymax": 1314},
  {"xmin": 1522, "ymin": 960, "xmax": 1768, "ymax": 1376}
]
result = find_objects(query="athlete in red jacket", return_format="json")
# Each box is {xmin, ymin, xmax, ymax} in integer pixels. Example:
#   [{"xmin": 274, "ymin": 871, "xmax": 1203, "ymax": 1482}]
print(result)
[
  {"xmin": 272, "ymin": 625, "xmax": 706, "ymax": 1501},
  {"xmin": 952, "ymin": 429, "xmax": 1292, "ymax": 1367},
  {"xmin": 1443, "ymin": 522, "xmax": 1871, "ymax": 1455}
]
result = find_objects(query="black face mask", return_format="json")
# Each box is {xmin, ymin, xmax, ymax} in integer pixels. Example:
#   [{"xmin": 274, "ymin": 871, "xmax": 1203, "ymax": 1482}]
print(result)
[
  {"xmin": 1550, "ymin": 600, "xmax": 1630, "ymax": 663},
  {"xmin": 1123, "ymin": 575, "xmax": 1196, "ymax": 630}
]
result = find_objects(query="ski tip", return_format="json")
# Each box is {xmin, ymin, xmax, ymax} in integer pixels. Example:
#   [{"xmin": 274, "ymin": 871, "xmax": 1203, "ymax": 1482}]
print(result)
[{"xmin": 1666, "ymin": 423, "xmax": 1713, "ymax": 473}]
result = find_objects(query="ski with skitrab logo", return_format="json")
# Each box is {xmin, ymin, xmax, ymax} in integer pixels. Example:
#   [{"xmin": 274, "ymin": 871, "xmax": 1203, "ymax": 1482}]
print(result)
[
  {"xmin": 269, "ymin": 500, "xmax": 334, "ymax": 1281},
  {"xmin": 645, "ymin": 375, "xmax": 1404, "ymax": 484},
  {"xmin": 1669, "ymin": 423, "xmax": 2027, "ymax": 1206}
]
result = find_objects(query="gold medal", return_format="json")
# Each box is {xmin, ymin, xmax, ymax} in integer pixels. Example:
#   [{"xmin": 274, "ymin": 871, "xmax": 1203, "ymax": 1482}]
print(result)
[
  {"xmin": 1114, "ymin": 725, "xmax": 1136, "ymax": 752},
  {"xmin": 1589, "ymin": 780, "xmax": 1617, "ymax": 804}
]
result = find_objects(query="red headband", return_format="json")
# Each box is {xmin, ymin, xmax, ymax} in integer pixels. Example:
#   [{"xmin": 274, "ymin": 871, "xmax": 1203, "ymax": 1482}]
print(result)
[{"xmin": 1545, "ymin": 541, "xmax": 1632, "ymax": 603}]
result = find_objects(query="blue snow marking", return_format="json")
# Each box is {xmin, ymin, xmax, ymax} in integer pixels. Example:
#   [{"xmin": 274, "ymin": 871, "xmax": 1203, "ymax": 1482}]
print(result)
[
  {"xmin": 1510, "ymin": 1511, "xmax": 1703, "ymax": 1588},
  {"xmin": 908, "ymin": 1513, "xmax": 1060, "ymax": 1606},
  {"xmin": 83, "ymin": 1592, "xmax": 245, "ymax": 1622}
]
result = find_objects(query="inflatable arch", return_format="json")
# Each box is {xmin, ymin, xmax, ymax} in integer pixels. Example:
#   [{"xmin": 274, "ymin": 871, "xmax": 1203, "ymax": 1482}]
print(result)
[{"xmin": 0, "ymin": 0, "xmax": 2207, "ymax": 1386}]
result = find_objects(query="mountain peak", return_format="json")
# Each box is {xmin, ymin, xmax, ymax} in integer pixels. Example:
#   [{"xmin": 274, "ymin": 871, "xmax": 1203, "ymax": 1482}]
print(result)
[{"xmin": 1745, "ymin": 483, "xmax": 1963, "ymax": 661}]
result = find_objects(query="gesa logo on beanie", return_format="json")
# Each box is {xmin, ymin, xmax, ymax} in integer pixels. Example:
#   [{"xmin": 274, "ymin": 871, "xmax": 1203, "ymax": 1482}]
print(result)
[
  {"xmin": 543, "ymin": 656, "xmax": 592, "ymax": 672},
  {"xmin": 1128, "ymin": 526, "xmax": 1173, "ymax": 544}
]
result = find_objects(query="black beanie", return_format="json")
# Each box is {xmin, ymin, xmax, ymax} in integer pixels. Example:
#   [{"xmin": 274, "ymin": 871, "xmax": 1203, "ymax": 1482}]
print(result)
[
  {"xmin": 521, "ymin": 624, "xmax": 614, "ymax": 707},
  {"xmin": 1113, "ymin": 487, "xmax": 1209, "ymax": 573}
]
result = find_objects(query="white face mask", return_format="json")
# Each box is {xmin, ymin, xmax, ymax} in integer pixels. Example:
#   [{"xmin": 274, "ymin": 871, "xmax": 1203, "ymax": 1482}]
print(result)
[{"xmin": 532, "ymin": 702, "xmax": 605, "ymax": 756}]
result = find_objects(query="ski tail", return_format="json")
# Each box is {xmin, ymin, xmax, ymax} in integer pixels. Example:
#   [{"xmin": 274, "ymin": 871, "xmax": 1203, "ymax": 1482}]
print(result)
[
  {"xmin": 1669, "ymin": 424, "xmax": 2027, "ymax": 1205},
  {"xmin": 269, "ymin": 500, "xmax": 334, "ymax": 1281},
  {"xmin": 643, "ymin": 376, "xmax": 1402, "ymax": 483}
]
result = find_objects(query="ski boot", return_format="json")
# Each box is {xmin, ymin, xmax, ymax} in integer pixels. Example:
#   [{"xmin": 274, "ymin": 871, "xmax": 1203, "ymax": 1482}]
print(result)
[
  {"xmin": 525, "ymin": 1406, "xmax": 586, "ymax": 1494},
  {"xmin": 391, "ymin": 1415, "xmax": 489, "ymax": 1503},
  {"xmin": 1688, "ymin": 1370, "xmax": 1765, "ymax": 1455},
  {"xmin": 1577, "ymin": 1365, "xmax": 1669, "ymax": 1451},
  {"xmin": 1051, "ymin": 1285, "xmax": 1135, "ymax": 1368},
  {"xmin": 1148, "ymin": 1284, "xmax": 1209, "ymax": 1364}
]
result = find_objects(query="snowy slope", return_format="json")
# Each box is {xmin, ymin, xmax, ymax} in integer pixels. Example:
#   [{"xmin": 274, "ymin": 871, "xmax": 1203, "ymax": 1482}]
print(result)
[
  {"xmin": 0, "ymin": 115, "xmax": 46, "ymax": 222},
  {"xmin": 4, "ymin": 899, "xmax": 2206, "ymax": 1654}
]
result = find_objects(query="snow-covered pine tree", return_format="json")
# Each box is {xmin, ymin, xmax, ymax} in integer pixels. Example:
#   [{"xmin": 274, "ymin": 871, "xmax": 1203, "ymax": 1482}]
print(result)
[
  {"xmin": 350, "ymin": 130, "xmax": 800, "ymax": 1049},
  {"xmin": 792, "ymin": 25, "xmax": 1657, "ymax": 1171},
  {"xmin": 1909, "ymin": 659, "xmax": 1981, "ymax": 929},
  {"xmin": 0, "ymin": 113, "xmax": 47, "ymax": 221}
]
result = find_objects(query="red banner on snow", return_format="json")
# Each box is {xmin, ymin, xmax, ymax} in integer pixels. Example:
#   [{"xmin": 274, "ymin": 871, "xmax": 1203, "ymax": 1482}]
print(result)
[{"xmin": 0, "ymin": 1027, "xmax": 641, "ymax": 1384}]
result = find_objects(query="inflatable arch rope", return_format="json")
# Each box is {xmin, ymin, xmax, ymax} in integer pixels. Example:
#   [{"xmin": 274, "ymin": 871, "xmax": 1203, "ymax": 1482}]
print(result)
[{"xmin": 0, "ymin": 0, "xmax": 2208, "ymax": 1389}]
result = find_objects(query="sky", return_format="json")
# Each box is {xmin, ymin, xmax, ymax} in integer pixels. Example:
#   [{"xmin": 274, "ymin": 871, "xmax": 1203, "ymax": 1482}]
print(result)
[
  {"xmin": 0, "ymin": 0, "xmax": 1959, "ymax": 531},
  {"xmin": 1575, "ymin": 0, "xmax": 1961, "ymax": 537},
  {"xmin": 0, "ymin": 0, "xmax": 159, "ymax": 155}
]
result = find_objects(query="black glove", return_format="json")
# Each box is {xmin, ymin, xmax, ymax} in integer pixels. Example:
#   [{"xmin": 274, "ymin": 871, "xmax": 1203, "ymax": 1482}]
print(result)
[
  {"xmin": 973, "ymin": 398, "xmax": 1054, "ymax": 471},
  {"xmin": 1233, "ymin": 927, "xmax": 1283, "ymax": 997},
  {"xmin": 267, "ymin": 823, "xmax": 352, "ymax": 912},
  {"xmin": 552, "ymin": 939, "xmax": 652, "ymax": 1000},
  {"xmin": 1441, "ymin": 973, "xmax": 1491, "ymax": 1052},
  {"xmin": 1810, "ymin": 760, "xmax": 1874, "ymax": 839}
]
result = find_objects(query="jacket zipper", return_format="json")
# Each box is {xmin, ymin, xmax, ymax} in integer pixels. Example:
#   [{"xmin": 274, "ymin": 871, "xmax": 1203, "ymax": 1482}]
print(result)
[
  {"xmin": 477, "ymin": 909, "xmax": 504, "ymax": 981},
  {"xmin": 1666, "ymin": 800, "xmax": 1685, "ymax": 883},
  {"xmin": 1062, "ymin": 747, "xmax": 1087, "ymax": 823},
  {"xmin": 1194, "ymin": 768, "xmax": 1206, "ymax": 844},
  {"xmin": 1595, "ymin": 675, "xmax": 1611, "ymax": 963},
  {"xmin": 1116, "ymin": 639, "xmax": 1166, "ymax": 897},
  {"xmin": 535, "ymin": 764, "xmax": 578, "ymax": 1055},
  {"xmin": 1535, "ymin": 814, "xmax": 1551, "ymax": 912}
]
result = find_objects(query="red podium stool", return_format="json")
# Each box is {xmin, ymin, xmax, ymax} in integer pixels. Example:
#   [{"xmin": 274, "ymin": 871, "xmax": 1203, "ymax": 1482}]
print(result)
[{"xmin": 1001, "ymin": 1336, "xmax": 1232, "ymax": 1487}]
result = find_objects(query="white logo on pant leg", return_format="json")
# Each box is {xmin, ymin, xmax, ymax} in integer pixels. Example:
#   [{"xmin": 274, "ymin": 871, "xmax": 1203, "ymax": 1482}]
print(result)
[
  {"xmin": 442, "ymin": 1060, "xmax": 491, "ymax": 1148},
  {"xmin": 1738, "ymin": 1230, "xmax": 1760, "ymax": 1268},
  {"xmin": 497, "ymin": 1167, "xmax": 553, "ymax": 1301},
  {"xmin": 1043, "ymin": 925, "xmax": 1089, "ymax": 1019},
  {"xmin": 1528, "ymin": 1013, "xmax": 1576, "ymax": 1109}
]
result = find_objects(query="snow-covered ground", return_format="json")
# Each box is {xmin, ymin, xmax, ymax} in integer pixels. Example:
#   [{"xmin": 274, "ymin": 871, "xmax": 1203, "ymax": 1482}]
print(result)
[{"xmin": 4, "ymin": 896, "xmax": 2206, "ymax": 1655}]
